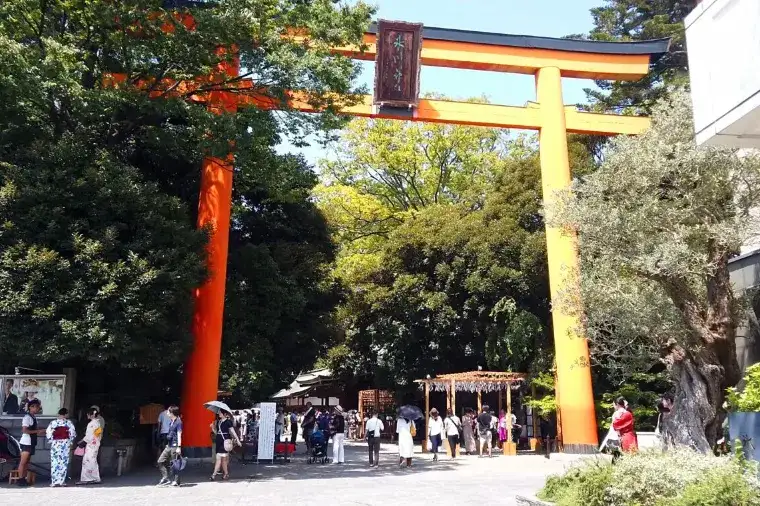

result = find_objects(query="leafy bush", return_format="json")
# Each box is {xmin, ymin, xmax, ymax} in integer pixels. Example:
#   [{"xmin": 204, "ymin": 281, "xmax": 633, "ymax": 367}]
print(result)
[
  {"xmin": 658, "ymin": 466, "xmax": 760, "ymax": 506},
  {"xmin": 727, "ymin": 363, "xmax": 760, "ymax": 412},
  {"xmin": 539, "ymin": 448, "xmax": 760, "ymax": 506},
  {"xmin": 539, "ymin": 459, "xmax": 612, "ymax": 506}
]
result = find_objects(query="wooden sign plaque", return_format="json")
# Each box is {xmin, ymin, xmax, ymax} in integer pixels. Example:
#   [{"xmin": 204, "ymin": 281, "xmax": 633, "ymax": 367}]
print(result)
[{"xmin": 373, "ymin": 20, "xmax": 423, "ymax": 108}]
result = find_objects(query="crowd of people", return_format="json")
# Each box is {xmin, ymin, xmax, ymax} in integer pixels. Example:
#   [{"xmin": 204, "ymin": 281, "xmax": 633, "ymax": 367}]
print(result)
[
  {"xmin": 6, "ymin": 394, "xmax": 645, "ymax": 488},
  {"xmin": 278, "ymin": 402, "xmax": 548, "ymax": 468}
]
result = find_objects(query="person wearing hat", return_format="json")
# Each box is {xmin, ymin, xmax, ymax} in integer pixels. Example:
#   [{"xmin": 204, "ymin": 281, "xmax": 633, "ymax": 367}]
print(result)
[
  {"xmin": 330, "ymin": 405, "xmax": 346, "ymax": 464},
  {"xmin": 19, "ymin": 380, "xmax": 42, "ymax": 415}
]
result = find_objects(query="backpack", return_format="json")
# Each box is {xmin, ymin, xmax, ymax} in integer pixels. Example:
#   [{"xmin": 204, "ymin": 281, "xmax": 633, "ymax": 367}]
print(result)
[{"xmin": 478, "ymin": 413, "xmax": 491, "ymax": 432}]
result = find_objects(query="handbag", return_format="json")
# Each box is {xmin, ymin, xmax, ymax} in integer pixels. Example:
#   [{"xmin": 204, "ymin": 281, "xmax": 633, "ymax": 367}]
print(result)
[
  {"xmin": 409, "ymin": 421, "xmax": 417, "ymax": 437},
  {"xmin": 218, "ymin": 421, "xmax": 234, "ymax": 452}
]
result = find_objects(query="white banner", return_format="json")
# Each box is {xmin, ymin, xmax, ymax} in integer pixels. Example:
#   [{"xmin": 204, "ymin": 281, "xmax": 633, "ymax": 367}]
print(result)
[{"xmin": 257, "ymin": 402, "xmax": 276, "ymax": 461}]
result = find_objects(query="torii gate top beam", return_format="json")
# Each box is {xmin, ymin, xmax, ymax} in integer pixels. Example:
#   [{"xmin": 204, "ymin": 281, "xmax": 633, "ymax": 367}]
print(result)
[{"xmin": 320, "ymin": 23, "xmax": 670, "ymax": 81}]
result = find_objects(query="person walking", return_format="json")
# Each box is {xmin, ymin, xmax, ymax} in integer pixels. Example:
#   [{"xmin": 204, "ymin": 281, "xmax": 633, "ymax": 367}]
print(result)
[
  {"xmin": 78, "ymin": 407, "xmax": 103, "ymax": 485},
  {"xmin": 156, "ymin": 406, "xmax": 172, "ymax": 459},
  {"xmin": 156, "ymin": 405, "xmax": 183, "ymax": 487},
  {"xmin": 539, "ymin": 415, "xmax": 556, "ymax": 459},
  {"xmin": 301, "ymin": 402, "xmax": 317, "ymax": 453},
  {"xmin": 211, "ymin": 410, "xmax": 240, "ymax": 480},
  {"xmin": 427, "ymin": 408, "xmax": 443, "ymax": 462},
  {"xmin": 462, "ymin": 408, "xmax": 477, "ymax": 455},
  {"xmin": 443, "ymin": 408, "xmax": 462, "ymax": 459},
  {"xmin": 365, "ymin": 409, "xmax": 384, "ymax": 467},
  {"xmin": 16, "ymin": 399, "xmax": 44, "ymax": 486},
  {"xmin": 46, "ymin": 408, "xmax": 76, "ymax": 487},
  {"xmin": 396, "ymin": 416, "xmax": 415, "ymax": 468},
  {"xmin": 477, "ymin": 405, "xmax": 493, "ymax": 458},
  {"xmin": 330, "ymin": 405, "xmax": 346, "ymax": 464},
  {"xmin": 289, "ymin": 411, "xmax": 298, "ymax": 445}
]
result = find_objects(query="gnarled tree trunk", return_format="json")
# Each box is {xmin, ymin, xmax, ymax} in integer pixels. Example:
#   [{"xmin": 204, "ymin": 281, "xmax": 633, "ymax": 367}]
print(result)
[{"xmin": 660, "ymin": 247, "xmax": 741, "ymax": 452}]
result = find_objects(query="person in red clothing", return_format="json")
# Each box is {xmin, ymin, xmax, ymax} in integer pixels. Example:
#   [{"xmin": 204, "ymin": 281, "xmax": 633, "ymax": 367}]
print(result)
[{"xmin": 612, "ymin": 396, "xmax": 638, "ymax": 453}]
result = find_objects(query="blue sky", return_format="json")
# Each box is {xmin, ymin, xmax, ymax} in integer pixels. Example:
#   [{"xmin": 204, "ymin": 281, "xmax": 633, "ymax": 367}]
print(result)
[{"xmin": 278, "ymin": 0, "xmax": 603, "ymax": 164}]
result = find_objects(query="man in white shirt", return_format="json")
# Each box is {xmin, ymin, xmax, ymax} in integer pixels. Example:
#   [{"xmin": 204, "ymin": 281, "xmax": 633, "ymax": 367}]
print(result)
[
  {"xmin": 364, "ymin": 409, "xmax": 384, "ymax": 467},
  {"xmin": 427, "ymin": 408, "xmax": 444, "ymax": 461}
]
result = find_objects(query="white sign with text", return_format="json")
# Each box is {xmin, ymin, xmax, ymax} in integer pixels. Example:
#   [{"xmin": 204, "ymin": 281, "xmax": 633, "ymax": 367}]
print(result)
[{"xmin": 257, "ymin": 402, "xmax": 276, "ymax": 461}]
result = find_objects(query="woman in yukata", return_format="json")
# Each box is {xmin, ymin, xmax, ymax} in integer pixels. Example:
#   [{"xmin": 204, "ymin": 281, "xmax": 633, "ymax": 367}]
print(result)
[
  {"xmin": 46, "ymin": 408, "xmax": 76, "ymax": 487},
  {"xmin": 612, "ymin": 396, "xmax": 639, "ymax": 453},
  {"xmin": 78, "ymin": 407, "xmax": 103, "ymax": 484}
]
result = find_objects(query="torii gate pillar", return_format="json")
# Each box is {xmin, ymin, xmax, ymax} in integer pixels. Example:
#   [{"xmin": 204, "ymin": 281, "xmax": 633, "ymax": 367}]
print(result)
[{"xmin": 536, "ymin": 66, "xmax": 596, "ymax": 453}]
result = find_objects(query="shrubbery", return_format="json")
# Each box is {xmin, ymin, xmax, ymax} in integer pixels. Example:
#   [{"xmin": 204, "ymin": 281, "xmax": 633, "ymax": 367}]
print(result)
[
  {"xmin": 727, "ymin": 363, "xmax": 760, "ymax": 412},
  {"xmin": 538, "ymin": 447, "xmax": 760, "ymax": 506}
]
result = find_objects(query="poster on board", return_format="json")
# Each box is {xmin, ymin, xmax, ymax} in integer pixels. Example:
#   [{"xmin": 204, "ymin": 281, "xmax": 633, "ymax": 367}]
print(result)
[
  {"xmin": 1, "ymin": 375, "xmax": 66, "ymax": 418},
  {"xmin": 257, "ymin": 402, "xmax": 276, "ymax": 461}
]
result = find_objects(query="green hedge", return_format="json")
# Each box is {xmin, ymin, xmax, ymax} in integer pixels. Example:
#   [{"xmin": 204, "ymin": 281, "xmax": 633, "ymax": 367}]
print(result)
[{"xmin": 538, "ymin": 448, "xmax": 760, "ymax": 506}]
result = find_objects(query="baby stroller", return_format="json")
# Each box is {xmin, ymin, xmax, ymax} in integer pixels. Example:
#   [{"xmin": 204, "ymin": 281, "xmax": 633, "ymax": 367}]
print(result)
[{"xmin": 307, "ymin": 429, "xmax": 330, "ymax": 464}]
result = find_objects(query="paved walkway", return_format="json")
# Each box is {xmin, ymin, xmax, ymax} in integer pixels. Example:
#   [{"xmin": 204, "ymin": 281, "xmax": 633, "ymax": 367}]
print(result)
[{"xmin": 0, "ymin": 442, "xmax": 574, "ymax": 505}]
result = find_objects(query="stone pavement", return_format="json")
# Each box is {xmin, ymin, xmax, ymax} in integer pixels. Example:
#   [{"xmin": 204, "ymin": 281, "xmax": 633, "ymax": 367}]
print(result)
[{"xmin": 0, "ymin": 442, "xmax": 576, "ymax": 505}]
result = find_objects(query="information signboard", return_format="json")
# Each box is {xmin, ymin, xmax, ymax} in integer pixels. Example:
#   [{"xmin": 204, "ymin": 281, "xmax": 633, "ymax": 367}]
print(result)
[{"xmin": 257, "ymin": 402, "xmax": 276, "ymax": 461}]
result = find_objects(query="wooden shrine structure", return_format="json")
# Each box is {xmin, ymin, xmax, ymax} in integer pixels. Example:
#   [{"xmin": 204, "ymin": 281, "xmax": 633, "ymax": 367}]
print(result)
[{"xmin": 416, "ymin": 371, "xmax": 528, "ymax": 455}]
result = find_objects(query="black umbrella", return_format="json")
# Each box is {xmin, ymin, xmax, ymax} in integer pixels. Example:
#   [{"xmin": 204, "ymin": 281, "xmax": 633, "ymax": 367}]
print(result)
[{"xmin": 397, "ymin": 405, "xmax": 424, "ymax": 421}]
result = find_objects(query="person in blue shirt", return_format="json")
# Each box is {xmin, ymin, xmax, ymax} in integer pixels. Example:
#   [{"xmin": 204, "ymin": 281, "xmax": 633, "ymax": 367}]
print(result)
[
  {"xmin": 157, "ymin": 406, "xmax": 182, "ymax": 487},
  {"xmin": 317, "ymin": 410, "xmax": 331, "ymax": 433},
  {"xmin": 157, "ymin": 407, "xmax": 172, "ymax": 457}
]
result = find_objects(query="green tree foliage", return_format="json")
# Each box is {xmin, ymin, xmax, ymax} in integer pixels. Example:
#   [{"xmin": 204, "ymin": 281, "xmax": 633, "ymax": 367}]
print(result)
[
  {"xmin": 220, "ymin": 151, "xmax": 342, "ymax": 401},
  {"xmin": 0, "ymin": 0, "xmax": 373, "ymax": 402},
  {"xmin": 727, "ymin": 364, "xmax": 760, "ymax": 413},
  {"xmin": 582, "ymin": 0, "xmax": 697, "ymax": 112},
  {"xmin": 523, "ymin": 372, "xmax": 557, "ymax": 417},
  {"xmin": 554, "ymin": 89, "xmax": 760, "ymax": 451},
  {"xmin": 596, "ymin": 372, "xmax": 670, "ymax": 432},
  {"xmin": 316, "ymin": 119, "xmax": 604, "ymax": 387}
]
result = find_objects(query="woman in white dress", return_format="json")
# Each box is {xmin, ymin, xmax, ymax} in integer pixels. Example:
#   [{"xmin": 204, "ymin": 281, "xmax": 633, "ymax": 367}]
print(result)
[
  {"xmin": 78, "ymin": 407, "xmax": 103, "ymax": 485},
  {"xmin": 396, "ymin": 417, "xmax": 414, "ymax": 468}
]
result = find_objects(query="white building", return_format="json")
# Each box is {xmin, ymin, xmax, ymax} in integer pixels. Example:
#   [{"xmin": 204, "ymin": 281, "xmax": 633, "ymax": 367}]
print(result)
[{"xmin": 686, "ymin": 0, "xmax": 760, "ymax": 148}]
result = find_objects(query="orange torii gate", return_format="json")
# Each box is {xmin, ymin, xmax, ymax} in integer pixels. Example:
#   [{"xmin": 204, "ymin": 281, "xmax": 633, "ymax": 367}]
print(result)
[{"xmin": 126, "ymin": 17, "xmax": 668, "ymax": 456}]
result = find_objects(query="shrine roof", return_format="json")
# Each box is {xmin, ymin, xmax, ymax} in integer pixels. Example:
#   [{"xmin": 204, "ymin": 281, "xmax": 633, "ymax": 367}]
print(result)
[{"xmin": 415, "ymin": 371, "xmax": 528, "ymax": 392}]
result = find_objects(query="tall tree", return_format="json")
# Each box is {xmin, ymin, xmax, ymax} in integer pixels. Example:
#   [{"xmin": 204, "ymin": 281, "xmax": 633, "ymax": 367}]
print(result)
[
  {"xmin": 317, "ymin": 120, "xmax": 602, "ymax": 387},
  {"xmin": 554, "ymin": 90, "xmax": 760, "ymax": 451},
  {"xmin": 582, "ymin": 0, "xmax": 697, "ymax": 112},
  {"xmin": 0, "ymin": 0, "xmax": 372, "ymax": 400}
]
